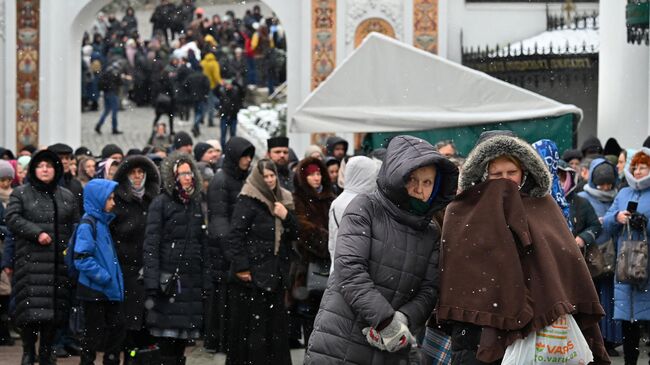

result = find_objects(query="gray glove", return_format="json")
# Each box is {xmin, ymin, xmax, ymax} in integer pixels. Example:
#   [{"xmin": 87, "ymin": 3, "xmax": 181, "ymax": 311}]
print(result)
[{"xmin": 361, "ymin": 312, "xmax": 415, "ymax": 352}]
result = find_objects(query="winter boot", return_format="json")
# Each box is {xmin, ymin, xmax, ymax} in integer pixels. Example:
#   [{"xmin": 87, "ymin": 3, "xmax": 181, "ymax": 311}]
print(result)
[
  {"xmin": 20, "ymin": 352, "xmax": 35, "ymax": 365},
  {"xmin": 20, "ymin": 329, "xmax": 37, "ymax": 365}
]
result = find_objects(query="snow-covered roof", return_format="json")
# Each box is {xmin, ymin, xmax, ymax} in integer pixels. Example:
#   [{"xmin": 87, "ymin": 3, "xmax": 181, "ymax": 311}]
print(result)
[{"xmin": 496, "ymin": 17, "xmax": 599, "ymax": 56}]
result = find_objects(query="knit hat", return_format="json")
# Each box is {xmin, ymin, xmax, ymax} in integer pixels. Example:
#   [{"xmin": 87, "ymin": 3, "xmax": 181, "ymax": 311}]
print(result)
[
  {"xmin": 580, "ymin": 136, "xmax": 603, "ymax": 156},
  {"xmin": 127, "ymin": 148, "xmax": 143, "ymax": 156},
  {"xmin": 301, "ymin": 163, "xmax": 321, "ymax": 178},
  {"xmin": 205, "ymin": 139, "xmax": 222, "ymax": 152},
  {"xmin": 75, "ymin": 146, "xmax": 93, "ymax": 158},
  {"xmin": 0, "ymin": 160, "xmax": 15, "ymax": 180},
  {"xmin": 173, "ymin": 132, "xmax": 193, "ymax": 150},
  {"xmin": 17, "ymin": 156, "xmax": 31, "ymax": 169},
  {"xmin": 48, "ymin": 143, "xmax": 74, "ymax": 156},
  {"xmin": 592, "ymin": 162, "xmax": 617, "ymax": 186},
  {"xmin": 603, "ymin": 138, "xmax": 623, "ymax": 157},
  {"xmin": 561, "ymin": 149, "xmax": 583, "ymax": 162},
  {"xmin": 267, "ymin": 136, "xmax": 289, "ymax": 150},
  {"xmin": 194, "ymin": 142, "xmax": 212, "ymax": 162},
  {"xmin": 101, "ymin": 144, "xmax": 124, "ymax": 159}
]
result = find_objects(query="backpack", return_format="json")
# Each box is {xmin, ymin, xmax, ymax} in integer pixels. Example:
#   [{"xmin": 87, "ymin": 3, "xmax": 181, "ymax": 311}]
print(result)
[{"xmin": 64, "ymin": 216, "xmax": 97, "ymax": 280}]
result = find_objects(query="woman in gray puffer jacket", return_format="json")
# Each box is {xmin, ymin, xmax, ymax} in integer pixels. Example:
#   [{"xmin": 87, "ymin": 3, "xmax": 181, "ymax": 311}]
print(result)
[{"xmin": 304, "ymin": 135, "xmax": 458, "ymax": 364}]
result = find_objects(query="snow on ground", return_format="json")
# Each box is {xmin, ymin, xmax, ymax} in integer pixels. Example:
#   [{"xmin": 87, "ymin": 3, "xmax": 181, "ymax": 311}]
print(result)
[{"xmin": 238, "ymin": 103, "xmax": 287, "ymax": 156}]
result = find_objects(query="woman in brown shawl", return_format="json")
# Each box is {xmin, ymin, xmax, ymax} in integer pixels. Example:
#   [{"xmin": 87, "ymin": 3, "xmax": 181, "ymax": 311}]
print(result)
[
  {"xmin": 437, "ymin": 133, "xmax": 609, "ymax": 365},
  {"xmin": 225, "ymin": 159, "xmax": 297, "ymax": 365}
]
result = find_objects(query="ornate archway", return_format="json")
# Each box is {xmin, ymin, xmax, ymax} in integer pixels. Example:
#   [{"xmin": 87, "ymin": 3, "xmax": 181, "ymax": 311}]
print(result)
[{"xmin": 354, "ymin": 17, "xmax": 395, "ymax": 48}]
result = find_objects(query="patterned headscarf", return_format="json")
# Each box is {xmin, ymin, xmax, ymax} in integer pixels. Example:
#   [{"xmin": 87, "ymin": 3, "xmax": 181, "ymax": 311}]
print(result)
[{"xmin": 532, "ymin": 139, "xmax": 572, "ymax": 230}]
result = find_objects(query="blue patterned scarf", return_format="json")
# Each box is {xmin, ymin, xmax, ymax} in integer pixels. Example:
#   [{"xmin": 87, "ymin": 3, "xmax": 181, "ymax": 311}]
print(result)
[{"xmin": 532, "ymin": 139, "xmax": 573, "ymax": 230}]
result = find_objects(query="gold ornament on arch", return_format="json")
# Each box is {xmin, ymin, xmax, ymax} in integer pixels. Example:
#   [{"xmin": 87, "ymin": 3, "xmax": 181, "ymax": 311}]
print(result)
[{"xmin": 354, "ymin": 18, "xmax": 396, "ymax": 48}]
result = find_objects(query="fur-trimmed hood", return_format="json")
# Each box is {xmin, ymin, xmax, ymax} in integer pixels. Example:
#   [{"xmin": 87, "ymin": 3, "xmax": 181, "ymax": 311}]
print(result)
[
  {"xmin": 113, "ymin": 155, "xmax": 161, "ymax": 202},
  {"xmin": 159, "ymin": 152, "xmax": 202, "ymax": 199},
  {"xmin": 460, "ymin": 135, "xmax": 551, "ymax": 198}
]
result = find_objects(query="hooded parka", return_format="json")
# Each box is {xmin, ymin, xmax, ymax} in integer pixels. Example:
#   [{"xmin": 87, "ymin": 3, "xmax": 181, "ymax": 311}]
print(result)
[
  {"xmin": 142, "ymin": 152, "xmax": 210, "ymax": 337},
  {"xmin": 5, "ymin": 150, "xmax": 79, "ymax": 326},
  {"xmin": 111, "ymin": 155, "xmax": 161, "ymax": 330},
  {"xmin": 74, "ymin": 179, "xmax": 123, "ymax": 302},
  {"xmin": 304, "ymin": 135, "xmax": 458, "ymax": 365},
  {"xmin": 328, "ymin": 156, "xmax": 381, "ymax": 265},
  {"xmin": 207, "ymin": 136, "xmax": 255, "ymax": 282}
]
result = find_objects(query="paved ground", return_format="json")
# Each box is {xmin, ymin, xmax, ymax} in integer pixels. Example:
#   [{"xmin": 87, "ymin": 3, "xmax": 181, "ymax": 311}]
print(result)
[
  {"xmin": 81, "ymin": 103, "xmax": 224, "ymax": 155},
  {"xmin": 0, "ymin": 339, "xmax": 645, "ymax": 364},
  {"xmin": 0, "ymin": 339, "xmax": 306, "ymax": 364}
]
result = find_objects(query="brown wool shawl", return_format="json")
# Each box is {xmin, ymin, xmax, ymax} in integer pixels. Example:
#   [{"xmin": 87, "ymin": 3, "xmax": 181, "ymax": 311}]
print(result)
[
  {"xmin": 239, "ymin": 166, "xmax": 294, "ymax": 255},
  {"xmin": 437, "ymin": 179, "xmax": 608, "ymax": 364}
]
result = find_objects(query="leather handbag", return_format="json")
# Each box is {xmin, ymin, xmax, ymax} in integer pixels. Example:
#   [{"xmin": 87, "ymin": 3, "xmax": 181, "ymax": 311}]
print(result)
[
  {"xmin": 599, "ymin": 238, "xmax": 616, "ymax": 276},
  {"xmin": 307, "ymin": 260, "xmax": 330, "ymax": 293},
  {"xmin": 583, "ymin": 244, "xmax": 606, "ymax": 278},
  {"xmin": 616, "ymin": 222, "xmax": 649, "ymax": 288}
]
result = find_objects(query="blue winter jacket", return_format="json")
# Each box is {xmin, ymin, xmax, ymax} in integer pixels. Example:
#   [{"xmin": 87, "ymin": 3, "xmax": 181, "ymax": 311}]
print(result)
[
  {"xmin": 604, "ymin": 179, "xmax": 650, "ymax": 321},
  {"xmin": 74, "ymin": 179, "xmax": 124, "ymax": 302},
  {"xmin": 578, "ymin": 158, "xmax": 618, "ymax": 245}
]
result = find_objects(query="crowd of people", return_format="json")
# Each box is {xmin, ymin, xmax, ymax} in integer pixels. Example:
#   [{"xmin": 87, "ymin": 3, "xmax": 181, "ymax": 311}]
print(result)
[
  {"xmin": 0, "ymin": 130, "xmax": 649, "ymax": 365},
  {"xmin": 82, "ymin": 0, "xmax": 285, "ymax": 142}
]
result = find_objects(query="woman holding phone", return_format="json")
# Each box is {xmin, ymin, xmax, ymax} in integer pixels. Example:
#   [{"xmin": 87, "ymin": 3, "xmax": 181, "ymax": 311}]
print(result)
[{"xmin": 604, "ymin": 148, "xmax": 650, "ymax": 365}]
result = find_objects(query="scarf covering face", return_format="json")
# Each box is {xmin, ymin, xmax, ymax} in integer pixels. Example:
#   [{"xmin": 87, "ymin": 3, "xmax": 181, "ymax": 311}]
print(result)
[
  {"xmin": 532, "ymin": 139, "xmax": 572, "ymax": 230},
  {"xmin": 583, "ymin": 183, "xmax": 617, "ymax": 203},
  {"xmin": 437, "ymin": 179, "xmax": 607, "ymax": 363},
  {"xmin": 129, "ymin": 172, "xmax": 147, "ymax": 199},
  {"xmin": 239, "ymin": 162, "xmax": 295, "ymax": 255}
]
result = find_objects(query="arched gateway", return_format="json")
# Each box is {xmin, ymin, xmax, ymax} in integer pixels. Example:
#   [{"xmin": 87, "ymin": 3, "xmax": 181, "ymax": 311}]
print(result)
[
  {"xmin": 2, "ymin": 0, "xmax": 308, "ymax": 152},
  {"xmin": 2, "ymin": 0, "xmax": 443, "ymax": 155}
]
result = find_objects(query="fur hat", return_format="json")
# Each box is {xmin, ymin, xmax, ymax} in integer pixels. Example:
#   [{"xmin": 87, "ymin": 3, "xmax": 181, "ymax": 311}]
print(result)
[{"xmin": 48, "ymin": 143, "xmax": 74, "ymax": 156}]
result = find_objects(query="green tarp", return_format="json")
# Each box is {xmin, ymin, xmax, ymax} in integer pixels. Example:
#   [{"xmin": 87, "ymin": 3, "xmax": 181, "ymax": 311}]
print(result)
[{"xmin": 363, "ymin": 113, "xmax": 575, "ymax": 157}]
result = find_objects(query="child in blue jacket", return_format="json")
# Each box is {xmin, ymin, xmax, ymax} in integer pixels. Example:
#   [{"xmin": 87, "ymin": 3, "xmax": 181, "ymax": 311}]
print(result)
[{"xmin": 74, "ymin": 178, "xmax": 125, "ymax": 365}]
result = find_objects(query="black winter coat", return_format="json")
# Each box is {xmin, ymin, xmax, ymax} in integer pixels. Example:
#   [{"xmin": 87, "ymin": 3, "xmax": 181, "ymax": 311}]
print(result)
[
  {"xmin": 111, "ymin": 156, "xmax": 160, "ymax": 330},
  {"xmin": 5, "ymin": 150, "xmax": 79, "ymax": 326},
  {"xmin": 567, "ymin": 191, "xmax": 602, "ymax": 247},
  {"xmin": 226, "ymin": 196, "xmax": 297, "ymax": 292},
  {"xmin": 304, "ymin": 136, "xmax": 459, "ymax": 365},
  {"xmin": 207, "ymin": 137, "xmax": 255, "ymax": 282},
  {"xmin": 143, "ymin": 152, "xmax": 210, "ymax": 333}
]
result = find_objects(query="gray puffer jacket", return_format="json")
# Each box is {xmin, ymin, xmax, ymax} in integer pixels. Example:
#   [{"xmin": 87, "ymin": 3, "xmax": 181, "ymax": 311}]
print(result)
[{"xmin": 304, "ymin": 135, "xmax": 458, "ymax": 365}]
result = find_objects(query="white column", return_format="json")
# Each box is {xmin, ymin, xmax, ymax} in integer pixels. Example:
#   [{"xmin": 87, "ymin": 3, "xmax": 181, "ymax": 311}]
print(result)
[
  {"xmin": 598, "ymin": 0, "xmax": 649, "ymax": 147},
  {"xmin": 2, "ymin": 0, "xmax": 16, "ymax": 151}
]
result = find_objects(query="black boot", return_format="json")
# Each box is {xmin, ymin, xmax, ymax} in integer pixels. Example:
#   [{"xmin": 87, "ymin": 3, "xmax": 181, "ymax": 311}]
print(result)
[
  {"xmin": 20, "ymin": 328, "xmax": 36, "ymax": 365},
  {"xmin": 20, "ymin": 352, "xmax": 35, "ymax": 365}
]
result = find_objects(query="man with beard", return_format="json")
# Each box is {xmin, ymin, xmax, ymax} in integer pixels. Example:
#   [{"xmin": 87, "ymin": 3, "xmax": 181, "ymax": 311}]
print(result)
[{"xmin": 267, "ymin": 137, "xmax": 294, "ymax": 192}]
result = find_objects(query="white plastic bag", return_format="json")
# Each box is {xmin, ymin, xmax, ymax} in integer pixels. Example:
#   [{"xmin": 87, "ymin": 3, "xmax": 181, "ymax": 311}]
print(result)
[{"xmin": 502, "ymin": 314, "xmax": 594, "ymax": 365}]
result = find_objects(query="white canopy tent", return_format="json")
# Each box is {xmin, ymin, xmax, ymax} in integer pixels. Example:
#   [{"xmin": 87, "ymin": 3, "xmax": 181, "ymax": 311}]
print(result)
[{"xmin": 291, "ymin": 33, "xmax": 582, "ymax": 133}]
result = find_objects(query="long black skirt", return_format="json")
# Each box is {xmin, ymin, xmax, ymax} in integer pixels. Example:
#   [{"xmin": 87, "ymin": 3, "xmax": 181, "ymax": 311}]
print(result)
[{"xmin": 226, "ymin": 284, "xmax": 291, "ymax": 365}]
